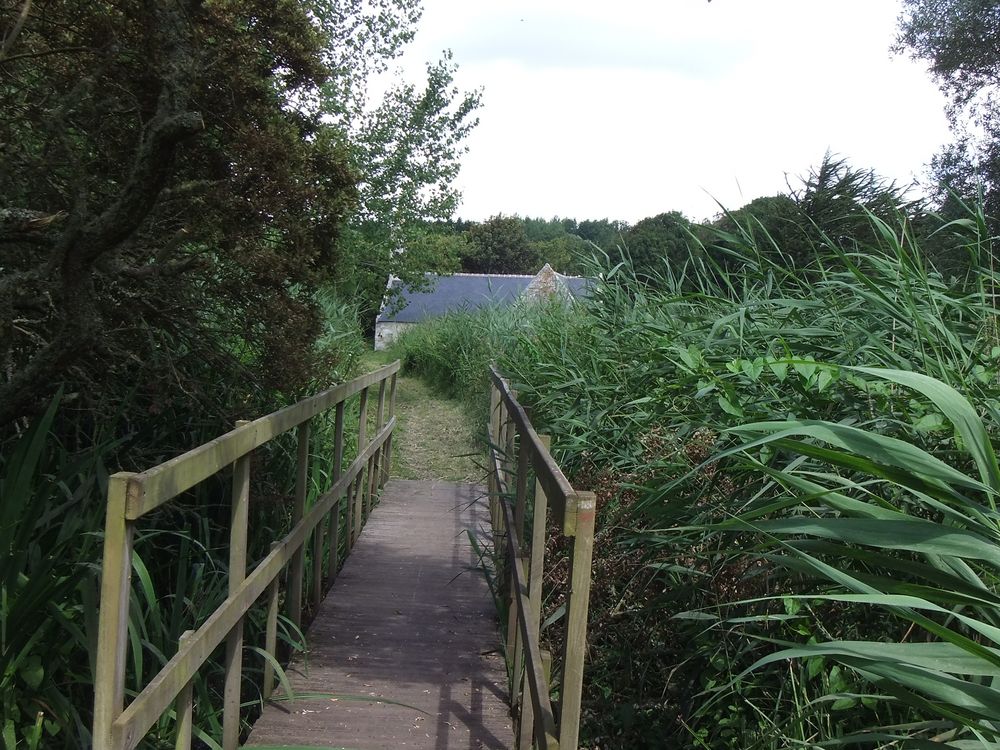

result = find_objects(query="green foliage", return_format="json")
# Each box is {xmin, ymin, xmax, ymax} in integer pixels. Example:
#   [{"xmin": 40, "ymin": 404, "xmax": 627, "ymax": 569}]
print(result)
[
  {"xmin": 0, "ymin": 2, "xmax": 393, "ymax": 745},
  {"xmin": 403, "ymin": 197, "xmax": 1000, "ymax": 747},
  {"xmin": 461, "ymin": 214, "xmax": 542, "ymax": 274},
  {"xmin": 324, "ymin": 25, "xmax": 482, "ymax": 326},
  {"xmin": 712, "ymin": 194, "xmax": 813, "ymax": 268},
  {"xmin": 619, "ymin": 211, "xmax": 703, "ymax": 280},
  {"xmin": 0, "ymin": 0, "xmax": 359, "ymax": 427},
  {"xmin": 0, "ymin": 396, "xmax": 113, "ymax": 747},
  {"xmin": 897, "ymin": 0, "xmax": 1000, "ymax": 220}
]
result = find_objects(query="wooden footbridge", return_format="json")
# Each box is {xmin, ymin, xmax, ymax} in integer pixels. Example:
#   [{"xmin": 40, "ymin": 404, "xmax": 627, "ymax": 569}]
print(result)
[{"xmin": 91, "ymin": 362, "xmax": 597, "ymax": 750}]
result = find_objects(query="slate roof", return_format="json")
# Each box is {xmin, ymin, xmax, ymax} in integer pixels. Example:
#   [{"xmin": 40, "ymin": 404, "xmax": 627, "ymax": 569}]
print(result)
[{"xmin": 376, "ymin": 267, "xmax": 589, "ymax": 324}]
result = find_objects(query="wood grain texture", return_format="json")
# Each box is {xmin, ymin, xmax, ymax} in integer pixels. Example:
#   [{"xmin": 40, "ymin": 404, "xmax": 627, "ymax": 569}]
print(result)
[{"xmin": 245, "ymin": 479, "xmax": 513, "ymax": 750}]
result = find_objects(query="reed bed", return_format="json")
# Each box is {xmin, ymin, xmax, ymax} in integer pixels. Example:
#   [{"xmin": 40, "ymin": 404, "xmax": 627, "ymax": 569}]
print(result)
[{"xmin": 398, "ymin": 204, "xmax": 1000, "ymax": 748}]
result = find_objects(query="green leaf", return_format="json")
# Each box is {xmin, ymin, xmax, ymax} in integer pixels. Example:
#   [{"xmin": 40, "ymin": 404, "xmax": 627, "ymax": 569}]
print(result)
[
  {"xmin": 768, "ymin": 359, "xmax": 789, "ymax": 382},
  {"xmin": 718, "ymin": 395, "xmax": 744, "ymax": 418},
  {"xmin": 815, "ymin": 368, "xmax": 834, "ymax": 392},
  {"xmin": 19, "ymin": 657, "xmax": 43, "ymax": 690},
  {"xmin": 913, "ymin": 413, "xmax": 947, "ymax": 433},
  {"xmin": 831, "ymin": 696, "xmax": 857, "ymax": 711},
  {"xmin": 806, "ymin": 656, "xmax": 824, "ymax": 679},
  {"xmin": 728, "ymin": 419, "xmax": 988, "ymax": 495},
  {"xmin": 752, "ymin": 517, "xmax": 1000, "ymax": 567},
  {"xmin": 852, "ymin": 367, "xmax": 1000, "ymax": 495},
  {"xmin": 793, "ymin": 358, "xmax": 817, "ymax": 381}
]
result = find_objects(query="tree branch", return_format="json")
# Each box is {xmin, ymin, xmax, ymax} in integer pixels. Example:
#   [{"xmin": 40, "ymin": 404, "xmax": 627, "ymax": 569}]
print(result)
[
  {"xmin": 0, "ymin": 0, "xmax": 32, "ymax": 62},
  {"xmin": 81, "ymin": 111, "xmax": 203, "ymax": 259},
  {"xmin": 0, "ymin": 45, "xmax": 91, "ymax": 65}
]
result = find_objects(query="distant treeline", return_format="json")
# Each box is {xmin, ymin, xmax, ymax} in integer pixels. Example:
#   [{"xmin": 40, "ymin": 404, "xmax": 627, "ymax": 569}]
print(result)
[{"xmin": 421, "ymin": 153, "xmax": 977, "ymax": 289}]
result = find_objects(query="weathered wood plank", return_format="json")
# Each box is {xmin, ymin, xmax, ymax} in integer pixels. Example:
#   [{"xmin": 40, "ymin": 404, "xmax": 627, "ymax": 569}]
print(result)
[
  {"xmin": 489, "ymin": 367, "xmax": 577, "ymax": 536},
  {"xmin": 92, "ymin": 473, "xmax": 138, "ymax": 750},
  {"xmin": 108, "ymin": 421, "xmax": 393, "ymax": 749},
  {"xmin": 222, "ymin": 442, "xmax": 251, "ymax": 750},
  {"xmin": 126, "ymin": 361, "xmax": 400, "ymax": 518},
  {"xmin": 245, "ymin": 480, "xmax": 513, "ymax": 750},
  {"xmin": 559, "ymin": 491, "xmax": 597, "ymax": 750}
]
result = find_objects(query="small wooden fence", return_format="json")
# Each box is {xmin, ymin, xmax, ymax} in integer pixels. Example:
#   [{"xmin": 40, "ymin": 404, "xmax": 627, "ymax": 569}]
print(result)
[
  {"xmin": 92, "ymin": 361, "xmax": 400, "ymax": 750},
  {"xmin": 487, "ymin": 366, "xmax": 597, "ymax": 750}
]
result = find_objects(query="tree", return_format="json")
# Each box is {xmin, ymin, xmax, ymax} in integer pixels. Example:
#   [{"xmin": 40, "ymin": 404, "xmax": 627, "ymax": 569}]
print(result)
[
  {"xmin": 316, "ymin": 4, "xmax": 483, "ymax": 326},
  {"xmin": 897, "ymin": 0, "xmax": 1000, "ymax": 216},
  {"xmin": 712, "ymin": 195, "xmax": 814, "ymax": 268},
  {"xmin": 462, "ymin": 215, "xmax": 541, "ymax": 274},
  {"xmin": 619, "ymin": 211, "xmax": 700, "ymax": 280},
  {"xmin": 793, "ymin": 153, "xmax": 914, "ymax": 246},
  {"xmin": 0, "ymin": 1, "xmax": 359, "ymax": 427}
]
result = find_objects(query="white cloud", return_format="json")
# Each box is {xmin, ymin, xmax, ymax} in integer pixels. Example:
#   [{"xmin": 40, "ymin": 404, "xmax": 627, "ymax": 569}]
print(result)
[{"xmin": 390, "ymin": 0, "xmax": 952, "ymax": 223}]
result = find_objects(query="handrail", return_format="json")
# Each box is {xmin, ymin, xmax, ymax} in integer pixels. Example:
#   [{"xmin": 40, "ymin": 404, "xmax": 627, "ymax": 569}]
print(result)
[
  {"xmin": 92, "ymin": 361, "xmax": 400, "ymax": 750},
  {"xmin": 487, "ymin": 366, "xmax": 597, "ymax": 750}
]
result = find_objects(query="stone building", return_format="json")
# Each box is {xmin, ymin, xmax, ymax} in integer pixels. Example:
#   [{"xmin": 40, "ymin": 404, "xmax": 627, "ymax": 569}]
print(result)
[{"xmin": 374, "ymin": 264, "xmax": 588, "ymax": 350}]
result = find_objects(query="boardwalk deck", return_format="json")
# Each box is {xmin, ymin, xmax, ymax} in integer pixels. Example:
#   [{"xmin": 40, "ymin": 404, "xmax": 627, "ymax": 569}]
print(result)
[{"xmin": 245, "ymin": 479, "xmax": 513, "ymax": 750}]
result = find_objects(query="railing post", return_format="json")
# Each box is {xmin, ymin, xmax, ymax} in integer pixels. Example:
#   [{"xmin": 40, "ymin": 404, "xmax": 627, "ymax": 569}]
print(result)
[
  {"xmin": 223, "ymin": 424, "xmax": 251, "ymax": 750},
  {"xmin": 327, "ymin": 400, "xmax": 345, "ymax": 583},
  {"xmin": 263, "ymin": 541, "xmax": 280, "ymax": 701},
  {"xmin": 381, "ymin": 372, "xmax": 398, "ymax": 486},
  {"xmin": 510, "ymin": 441, "xmax": 530, "ymax": 715},
  {"xmin": 366, "ymin": 378, "xmax": 386, "ymax": 517},
  {"xmin": 541, "ymin": 649, "xmax": 554, "ymax": 749},
  {"xmin": 514, "ymin": 438, "xmax": 529, "ymax": 553},
  {"xmin": 93, "ymin": 472, "xmax": 138, "ymax": 750},
  {"xmin": 288, "ymin": 421, "xmax": 310, "ymax": 630},
  {"xmin": 518, "ymin": 435, "xmax": 551, "ymax": 750},
  {"xmin": 559, "ymin": 491, "xmax": 597, "ymax": 750},
  {"xmin": 352, "ymin": 387, "xmax": 369, "ymax": 545},
  {"xmin": 312, "ymin": 448, "xmax": 325, "ymax": 606},
  {"xmin": 173, "ymin": 630, "xmax": 195, "ymax": 750}
]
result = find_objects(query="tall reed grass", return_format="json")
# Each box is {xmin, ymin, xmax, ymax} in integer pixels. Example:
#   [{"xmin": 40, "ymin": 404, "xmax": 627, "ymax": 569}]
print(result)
[{"xmin": 399, "ymin": 203, "xmax": 1000, "ymax": 747}]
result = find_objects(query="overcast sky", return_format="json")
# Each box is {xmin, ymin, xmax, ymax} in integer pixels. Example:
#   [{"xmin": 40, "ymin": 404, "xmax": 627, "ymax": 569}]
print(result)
[{"xmin": 392, "ymin": 0, "xmax": 952, "ymax": 224}]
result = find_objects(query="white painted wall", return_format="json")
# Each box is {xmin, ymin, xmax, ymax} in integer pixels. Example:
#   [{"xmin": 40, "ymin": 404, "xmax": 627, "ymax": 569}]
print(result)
[{"xmin": 374, "ymin": 321, "xmax": 414, "ymax": 351}]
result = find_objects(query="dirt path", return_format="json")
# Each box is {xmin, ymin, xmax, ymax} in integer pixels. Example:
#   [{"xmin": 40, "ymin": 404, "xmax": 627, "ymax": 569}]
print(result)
[{"xmin": 390, "ymin": 373, "xmax": 482, "ymax": 482}]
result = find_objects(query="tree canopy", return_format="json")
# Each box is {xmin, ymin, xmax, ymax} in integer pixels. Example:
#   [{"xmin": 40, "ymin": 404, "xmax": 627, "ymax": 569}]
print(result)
[
  {"xmin": 0, "ymin": 0, "xmax": 480, "ymax": 426},
  {"xmin": 897, "ymin": 0, "xmax": 1000, "ymax": 215}
]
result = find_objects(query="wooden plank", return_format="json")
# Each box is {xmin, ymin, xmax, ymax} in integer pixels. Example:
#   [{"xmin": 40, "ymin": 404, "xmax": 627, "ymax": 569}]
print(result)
[
  {"xmin": 173, "ymin": 631, "xmax": 194, "ymax": 750},
  {"xmin": 490, "ymin": 367, "xmax": 576, "ymax": 535},
  {"xmin": 514, "ymin": 442, "xmax": 529, "ymax": 550},
  {"xmin": 108, "ymin": 421, "xmax": 393, "ymax": 750},
  {"xmin": 519, "ymin": 434, "xmax": 551, "ymax": 750},
  {"xmin": 92, "ymin": 473, "xmax": 138, "ymax": 750},
  {"xmin": 262, "ymin": 543, "xmax": 279, "ymax": 701},
  {"xmin": 327, "ymin": 401, "xmax": 346, "ymax": 581},
  {"xmin": 353, "ymin": 388, "xmax": 369, "ymax": 544},
  {"xmin": 498, "ymin": 488, "xmax": 560, "ymax": 750},
  {"xmin": 559, "ymin": 491, "xmax": 598, "ymax": 750},
  {"xmin": 287, "ymin": 421, "xmax": 310, "ymax": 631},
  {"xmin": 245, "ymin": 480, "xmax": 513, "ymax": 750},
  {"xmin": 381, "ymin": 373, "xmax": 397, "ymax": 486},
  {"xmin": 126, "ymin": 361, "xmax": 400, "ymax": 519},
  {"xmin": 370, "ymin": 379, "xmax": 386, "ymax": 500},
  {"xmin": 223, "ymin": 443, "xmax": 251, "ymax": 750}
]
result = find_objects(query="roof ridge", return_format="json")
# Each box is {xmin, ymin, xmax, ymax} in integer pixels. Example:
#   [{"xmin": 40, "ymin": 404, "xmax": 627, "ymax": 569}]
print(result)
[
  {"xmin": 428, "ymin": 272, "xmax": 534, "ymax": 279},
  {"xmin": 424, "ymin": 270, "xmax": 588, "ymax": 279}
]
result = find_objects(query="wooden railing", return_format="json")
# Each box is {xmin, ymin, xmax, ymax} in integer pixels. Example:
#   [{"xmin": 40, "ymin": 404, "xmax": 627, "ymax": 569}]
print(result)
[
  {"xmin": 488, "ymin": 366, "xmax": 597, "ymax": 750},
  {"xmin": 92, "ymin": 361, "xmax": 400, "ymax": 750}
]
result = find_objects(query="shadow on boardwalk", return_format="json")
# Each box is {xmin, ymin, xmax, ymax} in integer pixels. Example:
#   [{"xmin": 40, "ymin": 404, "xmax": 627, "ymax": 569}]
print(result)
[{"xmin": 245, "ymin": 479, "xmax": 513, "ymax": 750}]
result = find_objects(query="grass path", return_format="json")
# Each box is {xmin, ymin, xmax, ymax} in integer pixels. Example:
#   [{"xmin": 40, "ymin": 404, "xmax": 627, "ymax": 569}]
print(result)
[{"xmin": 362, "ymin": 352, "xmax": 482, "ymax": 482}]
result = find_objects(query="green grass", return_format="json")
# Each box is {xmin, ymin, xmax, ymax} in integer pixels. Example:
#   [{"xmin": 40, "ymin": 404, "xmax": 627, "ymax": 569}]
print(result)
[
  {"xmin": 397, "ymin": 202, "xmax": 1000, "ymax": 748},
  {"xmin": 389, "ymin": 372, "xmax": 482, "ymax": 482}
]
